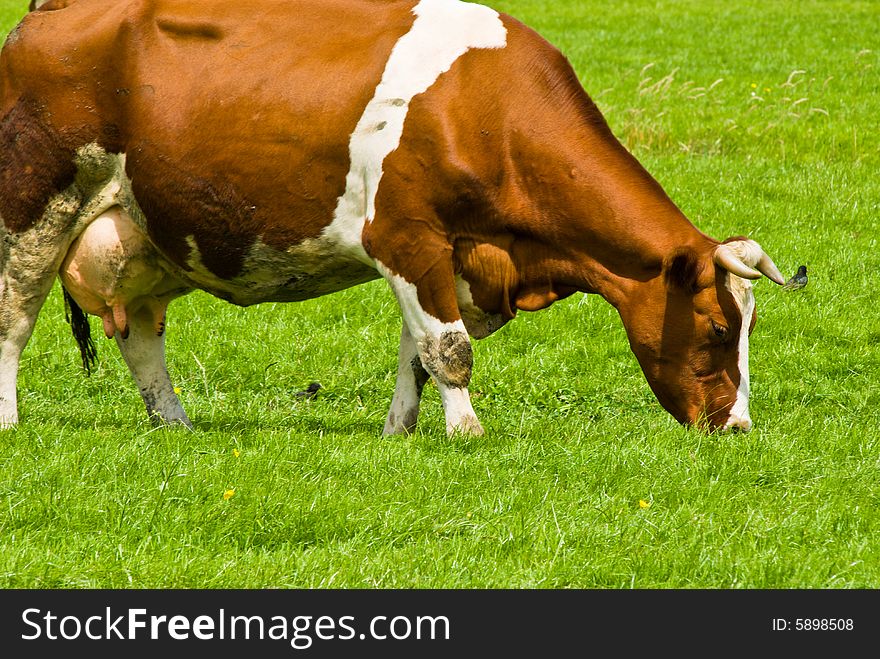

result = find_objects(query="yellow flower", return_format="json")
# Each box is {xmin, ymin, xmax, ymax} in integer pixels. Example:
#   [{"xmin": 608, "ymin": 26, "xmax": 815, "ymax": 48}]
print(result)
[
  {"xmin": 173, "ymin": 386, "xmax": 182, "ymax": 395},
  {"xmin": 639, "ymin": 499, "xmax": 651, "ymax": 509},
  {"xmin": 223, "ymin": 488, "xmax": 235, "ymax": 500},
  {"xmin": 764, "ymin": 87, "xmax": 771, "ymax": 93},
  {"xmin": 233, "ymin": 448, "xmax": 241, "ymax": 458},
  {"xmin": 750, "ymin": 83, "xmax": 757, "ymax": 88}
]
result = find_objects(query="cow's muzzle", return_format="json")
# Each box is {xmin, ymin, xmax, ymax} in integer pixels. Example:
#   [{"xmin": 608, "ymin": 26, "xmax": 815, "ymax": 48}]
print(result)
[{"xmin": 723, "ymin": 413, "xmax": 752, "ymax": 432}]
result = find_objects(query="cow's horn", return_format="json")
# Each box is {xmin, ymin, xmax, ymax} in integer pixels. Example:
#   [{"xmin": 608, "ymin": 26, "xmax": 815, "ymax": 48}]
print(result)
[
  {"xmin": 714, "ymin": 240, "xmax": 786, "ymax": 285},
  {"xmin": 755, "ymin": 251, "xmax": 786, "ymax": 285}
]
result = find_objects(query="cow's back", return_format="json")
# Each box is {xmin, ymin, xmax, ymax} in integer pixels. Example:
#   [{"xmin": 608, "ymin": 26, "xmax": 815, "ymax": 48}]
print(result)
[{"xmin": 3, "ymin": 0, "xmax": 423, "ymax": 281}]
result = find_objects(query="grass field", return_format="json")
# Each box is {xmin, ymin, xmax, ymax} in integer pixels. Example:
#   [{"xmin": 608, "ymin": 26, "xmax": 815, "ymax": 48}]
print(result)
[{"xmin": 1, "ymin": 0, "xmax": 878, "ymax": 588}]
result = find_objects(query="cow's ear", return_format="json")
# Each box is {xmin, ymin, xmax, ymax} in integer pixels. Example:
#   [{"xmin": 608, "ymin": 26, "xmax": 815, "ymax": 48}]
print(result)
[{"xmin": 664, "ymin": 248, "xmax": 706, "ymax": 294}]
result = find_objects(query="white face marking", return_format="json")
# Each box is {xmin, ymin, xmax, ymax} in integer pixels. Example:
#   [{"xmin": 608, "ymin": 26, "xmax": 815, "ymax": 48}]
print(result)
[
  {"xmin": 321, "ymin": 0, "xmax": 508, "ymax": 261},
  {"xmin": 725, "ymin": 275, "xmax": 754, "ymax": 430}
]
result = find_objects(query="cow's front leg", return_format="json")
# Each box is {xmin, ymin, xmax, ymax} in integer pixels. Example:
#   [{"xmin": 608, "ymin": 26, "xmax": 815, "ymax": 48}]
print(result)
[
  {"xmin": 379, "ymin": 265, "xmax": 483, "ymax": 437},
  {"xmin": 383, "ymin": 323, "xmax": 430, "ymax": 435},
  {"xmin": 115, "ymin": 302, "xmax": 191, "ymax": 428}
]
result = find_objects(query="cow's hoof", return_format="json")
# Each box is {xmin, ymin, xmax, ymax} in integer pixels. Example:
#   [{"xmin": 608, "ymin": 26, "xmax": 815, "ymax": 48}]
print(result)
[
  {"xmin": 383, "ymin": 410, "xmax": 419, "ymax": 436},
  {"xmin": 447, "ymin": 415, "xmax": 484, "ymax": 437},
  {"xmin": 149, "ymin": 413, "xmax": 194, "ymax": 430}
]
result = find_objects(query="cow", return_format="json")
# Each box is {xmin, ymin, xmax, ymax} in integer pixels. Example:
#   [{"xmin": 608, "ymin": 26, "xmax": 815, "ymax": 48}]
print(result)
[{"xmin": 0, "ymin": 0, "xmax": 785, "ymax": 436}]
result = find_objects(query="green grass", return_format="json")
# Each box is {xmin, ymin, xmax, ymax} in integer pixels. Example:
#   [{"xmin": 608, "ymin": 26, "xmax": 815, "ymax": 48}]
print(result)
[{"xmin": 1, "ymin": 0, "xmax": 879, "ymax": 588}]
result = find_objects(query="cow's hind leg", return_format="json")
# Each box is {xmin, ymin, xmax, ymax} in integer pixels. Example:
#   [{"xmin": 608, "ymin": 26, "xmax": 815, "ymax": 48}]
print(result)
[
  {"xmin": 383, "ymin": 323, "xmax": 430, "ymax": 435},
  {"xmin": 0, "ymin": 268, "xmax": 56, "ymax": 428},
  {"xmin": 0, "ymin": 198, "xmax": 84, "ymax": 428},
  {"xmin": 114, "ymin": 303, "xmax": 191, "ymax": 428},
  {"xmin": 378, "ymin": 263, "xmax": 483, "ymax": 437}
]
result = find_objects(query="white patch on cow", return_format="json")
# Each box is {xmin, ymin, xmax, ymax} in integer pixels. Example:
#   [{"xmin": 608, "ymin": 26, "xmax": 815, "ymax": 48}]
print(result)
[
  {"xmin": 438, "ymin": 386, "xmax": 485, "ymax": 436},
  {"xmin": 176, "ymin": 1, "xmax": 507, "ymax": 307},
  {"xmin": 320, "ymin": 0, "xmax": 507, "ymax": 262},
  {"xmin": 0, "ymin": 184, "xmax": 80, "ymax": 427},
  {"xmin": 333, "ymin": 0, "xmax": 505, "ymax": 437},
  {"xmin": 0, "ymin": 335, "xmax": 25, "ymax": 427},
  {"xmin": 725, "ymin": 275, "xmax": 754, "ymax": 431}
]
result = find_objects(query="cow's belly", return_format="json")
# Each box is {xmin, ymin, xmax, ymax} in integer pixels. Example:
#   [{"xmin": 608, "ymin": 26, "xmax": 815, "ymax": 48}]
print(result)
[
  {"xmin": 179, "ymin": 233, "xmax": 382, "ymax": 306},
  {"xmin": 60, "ymin": 205, "xmax": 502, "ymax": 337},
  {"xmin": 60, "ymin": 206, "xmax": 190, "ymax": 338}
]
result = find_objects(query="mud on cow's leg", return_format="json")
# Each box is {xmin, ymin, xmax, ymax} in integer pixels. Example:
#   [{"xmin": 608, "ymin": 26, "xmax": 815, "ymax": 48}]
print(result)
[
  {"xmin": 0, "ymin": 272, "xmax": 55, "ymax": 428},
  {"xmin": 115, "ymin": 304, "xmax": 191, "ymax": 428},
  {"xmin": 0, "ymin": 193, "xmax": 85, "ymax": 428},
  {"xmin": 383, "ymin": 323, "xmax": 430, "ymax": 435},
  {"xmin": 378, "ymin": 264, "xmax": 484, "ymax": 437},
  {"xmin": 419, "ymin": 325, "xmax": 483, "ymax": 436}
]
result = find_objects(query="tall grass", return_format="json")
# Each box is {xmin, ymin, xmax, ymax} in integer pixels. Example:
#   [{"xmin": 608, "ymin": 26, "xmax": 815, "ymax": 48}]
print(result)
[{"xmin": 1, "ymin": 0, "xmax": 878, "ymax": 588}]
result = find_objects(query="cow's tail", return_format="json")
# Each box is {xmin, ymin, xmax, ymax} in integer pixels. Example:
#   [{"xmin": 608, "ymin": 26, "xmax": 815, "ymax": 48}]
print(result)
[{"xmin": 62, "ymin": 286, "xmax": 97, "ymax": 375}]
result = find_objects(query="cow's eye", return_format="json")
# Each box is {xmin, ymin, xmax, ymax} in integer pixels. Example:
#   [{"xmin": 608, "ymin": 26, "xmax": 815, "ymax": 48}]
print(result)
[{"xmin": 710, "ymin": 320, "xmax": 729, "ymax": 340}]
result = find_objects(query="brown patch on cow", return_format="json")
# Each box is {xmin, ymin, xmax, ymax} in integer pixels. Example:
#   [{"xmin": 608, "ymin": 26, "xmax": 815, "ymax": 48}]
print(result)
[
  {"xmin": 515, "ymin": 287, "xmax": 559, "ymax": 312},
  {"xmin": 106, "ymin": 1, "xmax": 420, "ymax": 280},
  {"xmin": 122, "ymin": 0, "xmax": 418, "ymax": 260},
  {"xmin": 11, "ymin": 0, "xmax": 420, "ymax": 280},
  {"xmin": 418, "ymin": 331, "xmax": 473, "ymax": 389},
  {"xmin": 127, "ymin": 144, "xmax": 258, "ymax": 280},
  {"xmin": 362, "ymin": 190, "xmax": 462, "ymax": 322},
  {"xmin": 454, "ymin": 238, "xmax": 519, "ymax": 321},
  {"xmin": 0, "ymin": 97, "xmax": 76, "ymax": 233},
  {"xmin": 664, "ymin": 248, "xmax": 707, "ymax": 294}
]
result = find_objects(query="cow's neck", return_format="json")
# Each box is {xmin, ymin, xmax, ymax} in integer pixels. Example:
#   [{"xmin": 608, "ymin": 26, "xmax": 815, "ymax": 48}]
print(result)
[{"xmin": 506, "ymin": 120, "xmax": 713, "ymax": 313}]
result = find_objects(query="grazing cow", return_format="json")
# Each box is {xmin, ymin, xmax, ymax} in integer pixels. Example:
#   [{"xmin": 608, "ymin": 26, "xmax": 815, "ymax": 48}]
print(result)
[{"xmin": 0, "ymin": 0, "xmax": 785, "ymax": 434}]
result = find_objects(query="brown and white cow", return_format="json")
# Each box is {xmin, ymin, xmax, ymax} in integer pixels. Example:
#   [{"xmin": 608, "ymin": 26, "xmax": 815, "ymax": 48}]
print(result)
[{"xmin": 0, "ymin": 0, "xmax": 785, "ymax": 434}]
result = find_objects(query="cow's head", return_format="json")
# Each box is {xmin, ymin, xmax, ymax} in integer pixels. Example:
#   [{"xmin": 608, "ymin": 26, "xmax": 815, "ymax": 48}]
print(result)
[{"xmin": 619, "ymin": 238, "xmax": 784, "ymax": 432}]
